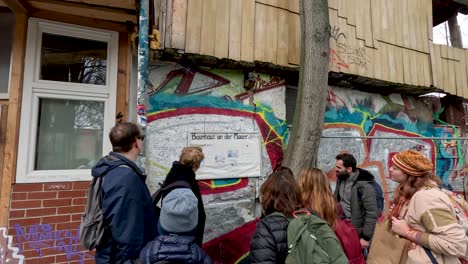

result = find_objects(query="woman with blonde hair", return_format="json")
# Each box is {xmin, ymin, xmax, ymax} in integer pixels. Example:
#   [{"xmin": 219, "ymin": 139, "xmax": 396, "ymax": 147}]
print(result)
[
  {"xmin": 299, "ymin": 168, "xmax": 365, "ymax": 264},
  {"xmin": 388, "ymin": 150, "xmax": 467, "ymax": 263},
  {"xmin": 160, "ymin": 146, "xmax": 206, "ymax": 246}
]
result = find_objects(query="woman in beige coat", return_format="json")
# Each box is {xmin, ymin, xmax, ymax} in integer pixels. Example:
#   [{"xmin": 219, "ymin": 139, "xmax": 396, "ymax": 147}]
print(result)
[{"xmin": 389, "ymin": 150, "xmax": 467, "ymax": 263}]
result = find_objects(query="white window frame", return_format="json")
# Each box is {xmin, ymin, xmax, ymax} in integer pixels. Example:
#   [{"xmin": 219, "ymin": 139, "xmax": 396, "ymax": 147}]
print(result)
[{"xmin": 16, "ymin": 18, "xmax": 118, "ymax": 183}]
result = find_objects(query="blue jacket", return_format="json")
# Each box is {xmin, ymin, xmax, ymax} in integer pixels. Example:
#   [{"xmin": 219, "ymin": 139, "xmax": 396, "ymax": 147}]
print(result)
[
  {"xmin": 139, "ymin": 235, "xmax": 213, "ymax": 264},
  {"xmin": 93, "ymin": 152, "xmax": 157, "ymax": 264}
]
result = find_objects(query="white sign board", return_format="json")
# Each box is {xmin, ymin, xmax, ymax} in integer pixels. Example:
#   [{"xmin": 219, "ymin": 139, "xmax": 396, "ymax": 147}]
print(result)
[{"xmin": 188, "ymin": 132, "xmax": 262, "ymax": 179}]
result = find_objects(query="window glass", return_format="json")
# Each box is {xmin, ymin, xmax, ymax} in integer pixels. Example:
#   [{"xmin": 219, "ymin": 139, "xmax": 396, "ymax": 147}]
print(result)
[
  {"xmin": 40, "ymin": 33, "xmax": 107, "ymax": 84},
  {"xmin": 0, "ymin": 8, "xmax": 14, "ymax": 94},
  {"xmin": 35, "ymin": 98, "xmax": 104, "ymax": 170}
]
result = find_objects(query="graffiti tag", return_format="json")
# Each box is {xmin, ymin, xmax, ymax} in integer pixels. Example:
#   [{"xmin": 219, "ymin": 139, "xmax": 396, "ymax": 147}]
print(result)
[
  {"xmin": 337, "ymin": 43, "xmax": 371, "ymax": 70},
  {"xmin": 329, "ymin": 48, "xmax": 350, "ymax": 71},
  {"xmin": 14, "ymin": 224, "xmax": 91, "ymax": 263},
  {"xmin": 329, "ymin": 25, "xmax": 347, "ymax": 42},
  {"xmin": 46, "ymin": 183, "xmax": 71, "ymax": 190}
]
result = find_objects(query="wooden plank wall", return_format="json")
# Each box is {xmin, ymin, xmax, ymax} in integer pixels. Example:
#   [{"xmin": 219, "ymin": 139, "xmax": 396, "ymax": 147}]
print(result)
[{"xmin": 165, "ymin": 0, "xmax": 468, "ymax": 98}]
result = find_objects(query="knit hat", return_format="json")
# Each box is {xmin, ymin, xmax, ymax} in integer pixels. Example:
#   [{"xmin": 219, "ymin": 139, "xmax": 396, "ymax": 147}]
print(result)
[
  {"xmin": 159, "ymin": 188, "xmax": 198, "ymax": 233},
  {"xmin": 392, "ymin": 150, "xmax": 433, "ymax": 177}
]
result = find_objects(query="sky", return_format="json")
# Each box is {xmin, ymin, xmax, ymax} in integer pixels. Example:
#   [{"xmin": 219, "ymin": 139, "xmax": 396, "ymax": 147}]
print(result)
[{"xmin": 433, "ymin": 13, "xmax": 468, "ymax": 48}]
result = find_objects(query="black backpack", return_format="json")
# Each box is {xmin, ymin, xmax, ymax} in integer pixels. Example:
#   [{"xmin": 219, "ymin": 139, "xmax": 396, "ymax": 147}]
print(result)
[
  {"xmin": 152, "ymin": 180, "xmax": 191, "ymax": 220},
  {"xmin": 358, "ymin": 180, "xmax": 384, "ymax": 216}
]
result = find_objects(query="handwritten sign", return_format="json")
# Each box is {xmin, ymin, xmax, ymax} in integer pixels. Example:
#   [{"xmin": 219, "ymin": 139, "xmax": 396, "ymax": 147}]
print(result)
[{"xmin": 188, "ymin": 132, "xmax": 262, "ymax": 179}]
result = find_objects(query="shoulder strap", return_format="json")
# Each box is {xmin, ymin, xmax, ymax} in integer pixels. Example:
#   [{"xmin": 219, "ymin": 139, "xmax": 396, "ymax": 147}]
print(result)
[
  {"xmin": 423, "ymin": 247, "xmax": 438, "ymax": 264},
  {"xmin": 152, "ymin": 180, "xmax": 191, "ymax": 204}
]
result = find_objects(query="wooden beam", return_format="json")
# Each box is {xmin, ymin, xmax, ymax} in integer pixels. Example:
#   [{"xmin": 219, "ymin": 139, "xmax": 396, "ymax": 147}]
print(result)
[
  {"xmin": 63, "ymin": 0, "xmax": 135, "ymax": 10},
  {"xmin": 0, "ymin": 13, "xmax": 27, "ymax": 227},
  {"xmin": 31, "ymin": 9, "xmax": 131, "ymax": 32},
  {"xmin": 29, "ymin": 0, "xmax": 137, "ymax": 23},
  {"xmin": 0, "ymin": 105, "xmax": 8, "ymax": 194},
  {"xmin": 3, "ymin": 0, "xmax": 33, "ymax": 14},
  {"xmin": 116, "ymin": 32, "xmax": 130, "ymax": 123}
]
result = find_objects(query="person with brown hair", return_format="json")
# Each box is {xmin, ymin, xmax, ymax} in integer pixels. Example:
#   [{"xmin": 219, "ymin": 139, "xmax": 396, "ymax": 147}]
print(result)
[
  {"xmin": 388, "ymin": 150, "xmax": 467, "ymax": 263},
  {"xmin": 159, "ymin": 146, "xmax": 206, "ymax": 246},
  {"xmin": 92, "ymin": 122, "xmax": 157, "ymax": 264},
  {"xmin": 299, "ymin": 168, "xmax": 365, "ymax": 264},
  {"xmin": 249, "ymin": 167, "xmax": 302, "ymax": 264}
]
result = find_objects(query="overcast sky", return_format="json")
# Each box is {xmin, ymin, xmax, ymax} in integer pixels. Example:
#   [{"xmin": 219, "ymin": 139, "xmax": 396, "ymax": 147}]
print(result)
[{"xmin": 433, "ymin": 13, "xmax": 468, "ymax": 48}]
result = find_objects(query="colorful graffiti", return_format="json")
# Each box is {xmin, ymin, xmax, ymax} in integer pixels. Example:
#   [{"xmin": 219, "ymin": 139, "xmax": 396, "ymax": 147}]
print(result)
[
  {"xmin": 318, "ymin": 87, "xmax": 465, "ymax": 198},
  {"xmin": 0, "ymin": 227, "xmax": 24, "ymax": 264},
  {"xmin": 13, "ymin": 224, "xmax": 92, "ymax": 263}
]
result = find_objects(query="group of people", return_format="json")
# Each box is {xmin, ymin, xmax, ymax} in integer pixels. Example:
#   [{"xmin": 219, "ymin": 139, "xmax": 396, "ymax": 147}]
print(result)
[
  {"xmin": 250, "ymin": 151, "xmax": 468, "ymax": 264},
  {"xmin": 91, "ymin": 122, "xmax": 468, "ymax": 264}
]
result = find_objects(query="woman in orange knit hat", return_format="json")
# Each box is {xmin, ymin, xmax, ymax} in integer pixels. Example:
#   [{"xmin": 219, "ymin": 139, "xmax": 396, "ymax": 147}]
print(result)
[{"xmin": 388, "ymin": 150, "xmax": 467, "ymax": 263}]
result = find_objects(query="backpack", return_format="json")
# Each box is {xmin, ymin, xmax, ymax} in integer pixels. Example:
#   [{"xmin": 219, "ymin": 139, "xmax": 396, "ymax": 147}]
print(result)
[
  {"xmin": 358, "ymin": 180, "xmax": 385, "ymax": 216},
  {"xmin": 79, "ymin": 164, "xmax": 129, "ymax": 250},
  {"xmin": 80, "ymin": 175, "xmax": 106, "ymax": 250},
  {"xmin": 151, "ymin": 180, "xmax": 191, "ymax": 220},
  {"xmin": 440, "ymin": 188, "xmax": 468, "ymax": 234},
  {"xmin": 283, "ymin": 210, "xmax": 349, "ymax": 264}
]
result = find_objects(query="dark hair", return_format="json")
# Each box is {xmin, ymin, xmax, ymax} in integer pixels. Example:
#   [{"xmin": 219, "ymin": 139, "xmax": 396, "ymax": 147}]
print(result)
[
  {"xmin": 260, "ymin": 168, "xmax": 302, "ymax": 218},
  {"xmin": 335, "ymin": 153, "xmax": 357, "ymax": 172},
  {"xmin": 109, "ymin": 122, "xmax": 141, "ymax": 153}
]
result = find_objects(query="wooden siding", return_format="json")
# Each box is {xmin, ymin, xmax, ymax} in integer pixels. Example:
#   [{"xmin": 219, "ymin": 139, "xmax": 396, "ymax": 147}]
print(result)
[{"xmin": 163, "ymin": 0, "xmax": 468, "ymax": 98}]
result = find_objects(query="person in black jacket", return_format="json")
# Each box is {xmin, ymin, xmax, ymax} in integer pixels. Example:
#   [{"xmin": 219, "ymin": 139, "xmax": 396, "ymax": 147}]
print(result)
[
  {"xmin": 160, "ymin": 146, "xmax": 206, "ymax": 246},
  {"xmin": 92, "ymin": 122, "xmax": 157, "ymax": 264},
  {"xmin": 249, "ymin": 167, "xmax": 302, "ymax": 264},
  {"xmin": 140, "ymin": 188, "xmax": 212, "ymax": 264}
]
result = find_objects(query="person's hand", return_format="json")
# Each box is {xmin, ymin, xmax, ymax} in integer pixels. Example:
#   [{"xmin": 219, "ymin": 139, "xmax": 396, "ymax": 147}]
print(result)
[
  {"xmin": 360, "ymin": 238, "xmax": 370, "ymax": 249},
  {"xmin": 391, "ymin": 216, "xmax": 410, "ymax": 236}
]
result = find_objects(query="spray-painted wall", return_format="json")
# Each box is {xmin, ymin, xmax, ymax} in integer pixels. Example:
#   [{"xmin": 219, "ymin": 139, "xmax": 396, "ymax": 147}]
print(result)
[{"xmin": 146, "ymin": 63, "xmax": 466, "ymax": 264}]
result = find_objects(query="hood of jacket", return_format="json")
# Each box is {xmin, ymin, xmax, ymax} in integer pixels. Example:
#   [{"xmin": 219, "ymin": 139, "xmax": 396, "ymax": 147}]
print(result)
[
  {"xmin": 355, "ymin": 168, "xmax": 375, "ymax": 182},
  {"xmin": 91, "ymin": 152, "xmax": 145, "ymax": 180},
  {"xmin": 164, "ymin": 161, "xmax": 196, "ymax": 183}
]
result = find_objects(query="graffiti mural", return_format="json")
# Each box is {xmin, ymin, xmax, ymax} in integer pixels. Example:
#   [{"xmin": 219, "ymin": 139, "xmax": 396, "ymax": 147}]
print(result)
[
  {"xmin": 0, "ymin": 227, "xmax": 24, "ymax": 264},
  {"xmin": 318, "ymin": 87, "xmax": 465, "ymax": 200},
  {"xmin": 147, "ymin": 63, "xmax": 288, "ymax": 263}
]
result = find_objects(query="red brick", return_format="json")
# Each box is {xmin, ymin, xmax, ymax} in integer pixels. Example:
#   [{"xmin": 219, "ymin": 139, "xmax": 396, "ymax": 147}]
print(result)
[
  {"xmin": 28, "ymin": 191, "xmax": 58, "ymax": 200},
  {"xmin": 27, "ymin": 256, "xmax": 55, "ymax": 264},
  {"xmin": 39, "ymin": 247, "xmax": 60, "ymax": 256},
  {"xmin": 19, "ymin": 249, "xmax": 42, "ymax": 258},
  {"xmin": 42, "ymin": 215, "xmax": 70, "ymax": 224},
  {"xmin": 13, "ymin": 183, "xmax": 43, "ymax": 192},
  {"xmin": 9, "ymin": 210, "xmax": 25, "ymax": 219},
  {"xmin": 26, "ymin": 208, "xmax": 57, "ymax": 217},
  {"xmin": 44, "ymin": 183, "xmax": 72, "ymax": 191},
  {"xmin": 43, "ymin": 198, "xmax": 72, "ymax": 207},
  {"xmin": 58, "ymin": 190, "xmax": 86, "ymax": 198},
  {"xmin": 57, "ymin": 205, "xmax": 85, "ymax": 214},
  {"xmin": 56, "ymin": 221, "xmax": 81, "ymax": 230},
  {"xmin": 71, "ymin": 213, "xmax": 82, "ymax": 221},
  {"xmin": 73, "ymin": 181, "xmax": 91, "ymax": 190},
  {"xmin": 10, "ymin": 200, "xmax": 41, "ymax": 209},
  {"xmin": 11, "ymin": 192, "xmax": 28, "ymax": 200},
  {"xmin": 9, "ymin": 217, "xmax": 42, "ymax": 227},
  {"xmin": 72, "ymin": 197, "xmax": 87, "ymax": 205}
]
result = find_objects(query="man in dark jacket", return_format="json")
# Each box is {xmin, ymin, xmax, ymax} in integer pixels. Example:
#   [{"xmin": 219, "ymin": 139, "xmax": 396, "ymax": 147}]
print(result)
[
  {"xmin": 92, "ymin": 122, "xmax": 157, "ymax": 264},
  {"xmin": 140, "ymin": 188, "xmax": 212, "ymax": 264},
  {"xmin": 334, "ymin": 153, "xmax": 378, "ymax": 251}
]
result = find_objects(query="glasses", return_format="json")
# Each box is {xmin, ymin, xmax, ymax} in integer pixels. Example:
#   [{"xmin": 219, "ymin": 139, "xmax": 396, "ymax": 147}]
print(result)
[{"xmin": 137, "ymin": 135, "xmax": 145, "ymax": 141}]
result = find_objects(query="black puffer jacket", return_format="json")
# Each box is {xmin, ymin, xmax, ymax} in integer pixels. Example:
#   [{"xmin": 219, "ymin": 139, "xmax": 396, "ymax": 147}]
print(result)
[
  {"xmin": 139, "ymin": 235, "xmax": 212, "ymax": 264},
  {"xmin": 249, "ymin": 213, "xmax": 289, "ymax": 264}
]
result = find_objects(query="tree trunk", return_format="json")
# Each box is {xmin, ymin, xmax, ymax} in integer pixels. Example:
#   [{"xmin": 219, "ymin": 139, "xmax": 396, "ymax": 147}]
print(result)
[
  {"xmin": 448, "ymin": 13, "xmax": 463, "ymax": 48},
  {"xmin": 283, "ymin": 0, "xmax": 330, "ymax": 177}
]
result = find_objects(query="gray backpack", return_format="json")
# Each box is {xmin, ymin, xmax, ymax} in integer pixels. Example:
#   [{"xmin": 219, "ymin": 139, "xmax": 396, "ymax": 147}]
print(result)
[{"xmin": 79, "ymin": 175, "xmax": 106, "ymax": 250}]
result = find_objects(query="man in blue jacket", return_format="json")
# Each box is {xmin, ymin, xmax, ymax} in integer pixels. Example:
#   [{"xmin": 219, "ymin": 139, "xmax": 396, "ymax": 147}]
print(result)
[{"xmin": 92, "ymin": 122, "xmax": 157, "ymax": 264}]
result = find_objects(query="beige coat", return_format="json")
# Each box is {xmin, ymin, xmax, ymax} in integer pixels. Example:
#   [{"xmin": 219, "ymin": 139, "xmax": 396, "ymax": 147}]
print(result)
[{"xmin": 404, "ymin": 187, "xmax": 468, "ymax": 264}]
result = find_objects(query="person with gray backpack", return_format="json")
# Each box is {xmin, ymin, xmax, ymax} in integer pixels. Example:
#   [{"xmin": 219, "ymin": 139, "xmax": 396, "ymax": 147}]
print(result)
[{"xmin": 80, "ymin": 122, "xmax": 157, "ymax": 264}]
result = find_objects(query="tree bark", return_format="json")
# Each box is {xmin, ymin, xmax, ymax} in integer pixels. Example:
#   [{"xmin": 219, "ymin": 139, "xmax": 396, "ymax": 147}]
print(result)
[
  {"xmin": 448, "ymin": 13, "xmax": 463, "ymax": 48},
  {"xmin": 283, "ymin": 0, "xmax": 330, "ymax": 177}
]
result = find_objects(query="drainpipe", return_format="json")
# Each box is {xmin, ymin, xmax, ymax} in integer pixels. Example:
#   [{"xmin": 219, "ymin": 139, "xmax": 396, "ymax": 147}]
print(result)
[{"xmin": 137, "ymin": 0, "xmax": 149, "ymax": 131}]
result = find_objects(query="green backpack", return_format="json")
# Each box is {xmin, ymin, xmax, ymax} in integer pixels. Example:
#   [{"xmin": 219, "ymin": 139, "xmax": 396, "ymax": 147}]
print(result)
[{"xmin": 283, "ymin": 210, "xmax": 349, "ymax": 264}]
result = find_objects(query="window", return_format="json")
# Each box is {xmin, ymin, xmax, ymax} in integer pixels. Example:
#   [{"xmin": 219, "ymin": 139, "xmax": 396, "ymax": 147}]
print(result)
[
  {"xmin": 0, "ymin": 8, "xmax": 14, "ymax": 98},
  {"xmin": 17, "ymin": 19, "xmax": 118, "ymax": 183}
]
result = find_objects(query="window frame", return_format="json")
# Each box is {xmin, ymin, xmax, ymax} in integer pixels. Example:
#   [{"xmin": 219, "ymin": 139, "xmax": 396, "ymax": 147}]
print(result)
[
  {"xmin": 0, "ymin": 9, "xmax": 14, "ymax": 99},
  {"xmin": 16, "ymin": 18, "xmax": 118, "ymax": 183}
]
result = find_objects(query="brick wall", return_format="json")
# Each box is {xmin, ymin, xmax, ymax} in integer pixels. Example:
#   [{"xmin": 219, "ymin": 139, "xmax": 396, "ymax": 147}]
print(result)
[{"xmin": 6, "ymin": 182, "xmax": 94, "ymax": 264}]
